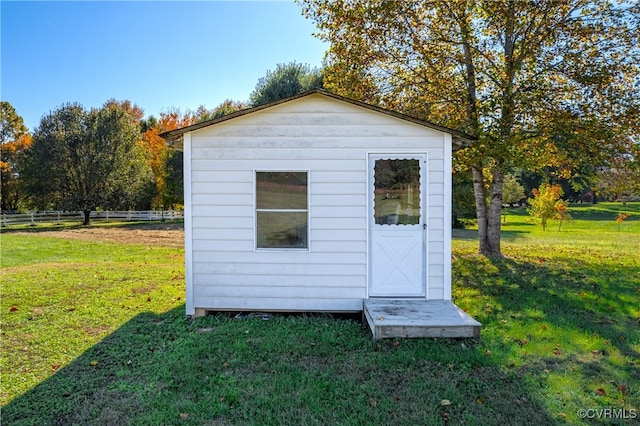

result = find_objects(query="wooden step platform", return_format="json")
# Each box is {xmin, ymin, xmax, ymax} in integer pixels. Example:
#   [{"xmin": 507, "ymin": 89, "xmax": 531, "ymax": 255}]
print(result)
[{"xmin": 363, "ymin": 299, "xmax": 481, "ymax": 340}]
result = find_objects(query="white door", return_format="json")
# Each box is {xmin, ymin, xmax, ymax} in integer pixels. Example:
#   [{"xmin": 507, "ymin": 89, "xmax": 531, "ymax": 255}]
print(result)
[{"xmin": 369, "ymin": 154, "xmax": 427, "ymax": 297}]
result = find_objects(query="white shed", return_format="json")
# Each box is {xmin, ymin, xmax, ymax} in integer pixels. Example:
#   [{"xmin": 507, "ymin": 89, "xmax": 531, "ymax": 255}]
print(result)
[{"xmin": 162, "ymin": 90, "xmax": 480, "ymax": 338}]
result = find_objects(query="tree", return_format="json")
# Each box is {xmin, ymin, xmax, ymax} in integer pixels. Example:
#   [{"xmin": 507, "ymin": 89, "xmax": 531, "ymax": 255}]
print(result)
[
  {"xmin": 527, "ymin": 184, "xmax": 570, "ymax": 231},
  {"xmin": 140, "ymin": 126, "xmax": 171, "ymax": 208},
  {"xmin": 186, "ymin": 100, "xmax": 248, "ymax": 122},
  {"xmin": 104, "ymin": 99, "xmax": 144, "ymax": 124},
  {"xmin": 209, "ymin": 99, "xmax": 248, "ymax": 119},
  {"xmin": 1, "ymin": 101, "xmax": 28, "ymax": 145},
  {"xmin": 502, "ymin": 174, "xmax": 525, "ymax": 206},
  {"xmin": 1, "ymin": 102, "xmax": 31, "ymax": 211},
  {"xmin": 21, "ymin": 102, "xmax": 153, "ymax": 224},
  {"xmin": 163, "ymin": 150, "xmax": 183, "ymax": 208},
  {"xmin": 300, "ymin": 0, "xmax": 640, "ymax": 256},
  {"xmin": 452, "ymin": 170, "xmax": 476, "ymax": 228},
  {"xmin": 140, "ymin": 106, "xmax": 204, "ymax": 209},
  {"xmin": 146, "ymin": 100, "xmax": 248, "ymax": 208},
  {"xmin": 594, "ymin": 136, "xmax": 640, "ymax": 202},
  {"xmin": 249, "ymin": 62, "xmax": 323, "ymax": 107}
]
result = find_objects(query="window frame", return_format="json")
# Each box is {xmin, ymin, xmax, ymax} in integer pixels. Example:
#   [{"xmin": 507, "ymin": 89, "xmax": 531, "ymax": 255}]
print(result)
[{"xmin": 254, "ymin": 169, "xmax": 310, "ymax": 251}]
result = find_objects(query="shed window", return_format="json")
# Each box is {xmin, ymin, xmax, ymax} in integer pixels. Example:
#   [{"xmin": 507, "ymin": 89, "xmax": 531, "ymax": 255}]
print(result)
[{"xmin": 256, "ymin": 171, "xmax": 308, "ymax": 249}]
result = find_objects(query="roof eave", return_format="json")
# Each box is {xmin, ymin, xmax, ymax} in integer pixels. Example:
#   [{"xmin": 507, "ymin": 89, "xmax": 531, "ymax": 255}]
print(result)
[{"xmin": 160, "ymin": 89, "xmax": 476, "ymax": 150}]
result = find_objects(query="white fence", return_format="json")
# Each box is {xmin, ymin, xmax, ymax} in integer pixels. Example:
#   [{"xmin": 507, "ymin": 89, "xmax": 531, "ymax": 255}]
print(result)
[{"xmin": 1, "ymin": 210, "xmax": 183, "ymax": 227}]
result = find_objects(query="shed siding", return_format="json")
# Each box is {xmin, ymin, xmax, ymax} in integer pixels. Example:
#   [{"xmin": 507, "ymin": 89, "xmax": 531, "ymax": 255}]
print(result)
[{"xmin": 188, "ymin": 94, "xmax": 450, "ymax": 312}]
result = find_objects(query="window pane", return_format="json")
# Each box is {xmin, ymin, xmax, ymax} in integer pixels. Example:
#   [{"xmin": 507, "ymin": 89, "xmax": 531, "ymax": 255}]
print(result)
[
  {"xmin": 257, "ymin": 212, "xmax": 308, "ymax": 248},
  {"xmin": 374, "ymin": 159, "xmax": 421, "ymax": 225},
  {"xmin": 256, "ymin": 172, "xmax": 308, "ymax": 210}
]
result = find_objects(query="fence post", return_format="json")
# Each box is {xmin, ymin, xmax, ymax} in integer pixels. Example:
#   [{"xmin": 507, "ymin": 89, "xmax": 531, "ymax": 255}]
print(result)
[
  {"xmin": 1, "ymin": 214, "xmax": 6, "ymax": 227},
  {"xmin": 30, "ymin": 212, "xmax": 36, "ymax": 226},
  {"xmin": 56, "ymin": 211, "xmax": 61, "ymax": 225}
]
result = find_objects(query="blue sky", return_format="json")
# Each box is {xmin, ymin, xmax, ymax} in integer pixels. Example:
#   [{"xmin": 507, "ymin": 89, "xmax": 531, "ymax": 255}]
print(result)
[{"xmin": 1, "ymin": 1, "xmax": 328, "ymax": 131}]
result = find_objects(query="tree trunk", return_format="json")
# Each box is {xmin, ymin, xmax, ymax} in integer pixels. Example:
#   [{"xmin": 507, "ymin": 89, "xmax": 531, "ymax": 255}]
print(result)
[
  {"xmin": 486, "ymin": 169, "xmax": 504, "ymax": 257},
  {"xmin": 83, "ymin": 210, "xmax": 91, "ymax": 226},
  {"xmin": 472, "ymin": 166, "xmax": 489, "ymax": 251},
  {"xmin": 472, "ymin": 166, "xmax": 503, "ymax": 257}
]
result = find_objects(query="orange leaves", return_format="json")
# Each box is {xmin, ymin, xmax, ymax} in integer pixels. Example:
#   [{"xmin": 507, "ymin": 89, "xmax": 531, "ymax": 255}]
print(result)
[
  {"xmin": 1, "ymin": 133, "xmax": 32, "ymax": 156},
  {"xmin": 138, "ymin": 108, "xmax": 202, "ymax": 208},
  {"xmin": 616, "ymin": 212, "xmax": 630, "ymax": 225},
  {"xmin": 140, "ymin": 127, "xmax": 171, "ymax": 207},
  {"xmin": 1, "ymin": 132, "xmax": 32, "ymax": 208},
  {"xmin": 141, "ymin": 128, "xmax": 169, "ymax": 171},
  {"xmin": 158, "ymin": 110, "xmax": 197, "ymax": 132}
]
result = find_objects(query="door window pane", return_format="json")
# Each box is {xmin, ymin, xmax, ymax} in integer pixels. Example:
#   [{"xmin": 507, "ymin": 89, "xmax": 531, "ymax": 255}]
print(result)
[{"xmin": 374, "ymin": 159, "xmax": 421, "ymax": 225}]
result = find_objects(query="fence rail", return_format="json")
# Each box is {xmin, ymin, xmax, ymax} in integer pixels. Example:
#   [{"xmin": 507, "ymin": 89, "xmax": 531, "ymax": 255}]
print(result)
[{"xmin": 1, "ymin": 210, "xmax": 183, "ymax": 227}]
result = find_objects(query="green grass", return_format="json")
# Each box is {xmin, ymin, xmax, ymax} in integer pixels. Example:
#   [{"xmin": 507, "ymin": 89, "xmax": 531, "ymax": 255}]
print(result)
[
  {"xmin": 452, "ymin": 203, "xmax": 640, "ymax": 424},
  {"xmin": 1, "ymin": 203, "xmax": 639, "ymax": 425}
]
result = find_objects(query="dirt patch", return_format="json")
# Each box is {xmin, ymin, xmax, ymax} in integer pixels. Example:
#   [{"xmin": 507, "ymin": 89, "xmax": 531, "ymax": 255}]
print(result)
[{"xmin": 11, "ymin": 223, "xmax": 185, "ymax": 247}]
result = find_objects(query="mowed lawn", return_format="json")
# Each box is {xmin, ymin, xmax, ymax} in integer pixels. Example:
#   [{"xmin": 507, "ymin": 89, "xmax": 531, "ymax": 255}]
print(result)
[{"xmin": 1, "ymin": 203, "xmax": 638, "ymax": 425}]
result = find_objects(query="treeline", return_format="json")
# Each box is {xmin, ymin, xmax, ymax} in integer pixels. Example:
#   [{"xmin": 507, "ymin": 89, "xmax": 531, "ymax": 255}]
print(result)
[{"xmin": 0, "ymin": 63, "xmax": 322, "ymax": 224}]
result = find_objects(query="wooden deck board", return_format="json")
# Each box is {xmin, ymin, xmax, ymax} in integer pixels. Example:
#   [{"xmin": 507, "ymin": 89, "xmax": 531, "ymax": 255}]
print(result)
[{"xmin": 363, "ymin": 299, "xmax": 481, "ymax": 339}]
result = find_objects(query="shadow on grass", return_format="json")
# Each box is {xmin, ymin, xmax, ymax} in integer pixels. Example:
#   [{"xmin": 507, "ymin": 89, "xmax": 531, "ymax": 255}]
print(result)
[
  {"xmin": 452, "ymin": 228, "xmax": 531, "ymax": 242},
  {"xmin": 3, "ymin": 307, "xmax": 189, "ymax": 425},
  {"xmin": 492, "ymin": 256, "xmax": 638, "ymax": 358},
  {"xmin": 3, "ymin": 304, "xmax": 562, "ymax": 425},
  {"xmin": 454, "ymin": 251, "xmax": 640, "ymax": 419},
  {"xmin": 0, "ymin": 223, "xmax": 86, "ymax": 234}
]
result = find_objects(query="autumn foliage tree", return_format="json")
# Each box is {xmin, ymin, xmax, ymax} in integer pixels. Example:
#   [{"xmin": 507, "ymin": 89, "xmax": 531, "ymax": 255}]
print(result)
[
  {"xmin": 140, "ymin": 126, "xmax": 173, "ymax": 208},
  {"xmin": 139, "ymin": 99, "xmax": 249, "ymax": 208},
  {"xmin": 527, "ymin": 184, "xmax": 570, "ymax": 231},
  {"xmin": 300, "ymin": 0, "xmax": 640, "ymax": 256},
  {"xmin": 1, "ymin": 102, "xmax": 32, "ymax": 211}
]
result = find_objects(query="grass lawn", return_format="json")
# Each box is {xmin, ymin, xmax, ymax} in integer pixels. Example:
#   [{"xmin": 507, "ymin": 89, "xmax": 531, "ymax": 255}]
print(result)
[{"xmin": 1, "ymin": 204, "xmax": 639, "ymax": 425}]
